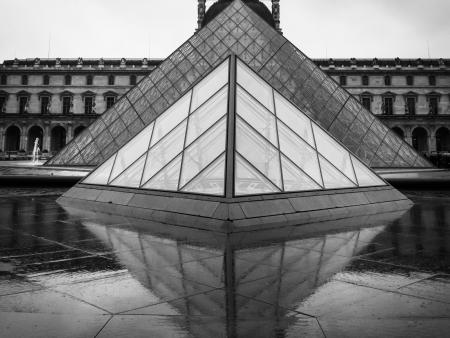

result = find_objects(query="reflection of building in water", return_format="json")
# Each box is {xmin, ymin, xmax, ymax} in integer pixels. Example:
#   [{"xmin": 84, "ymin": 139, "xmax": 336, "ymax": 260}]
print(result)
[{"xmin": 83, "ymin": 218, "xmax": 383, "ymax": 337}]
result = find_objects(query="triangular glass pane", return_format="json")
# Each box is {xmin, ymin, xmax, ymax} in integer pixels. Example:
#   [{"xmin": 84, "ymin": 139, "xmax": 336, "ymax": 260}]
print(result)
[
  {"xmin": 319, "ymin": 155, "xmax": 356, "ymax": 189},
  {"xmin": 236, "ymin": 86, "xmax": 278, "ymax": 147},
  {"xmin": 281, "ymin": 155, "xmax": 322, "ymax": 192},
  {"xmin": 274, "ymin": 92, "xmax": 314, "ymax": 147},
  {"xmin": 142, "ymin": 120, "xmax": 187, "ymax": 184},
  {"xmin": 236, "ymin": 117, "xmax": 282, "ymax": 189},
  {"xmin": 110, "ymin": 155, "xmax": 146, "ymax": 188},
  {"xmin": 150, "ymin": 91, "xmax": 190, "ymax": 147},
  {"xmin": 109, "ymin": 122, "xmax": 154, "ymax": 183},
  {"xmin": 351, "ymin": 155, "xmax": 386, "ymax": 187},
  {"xmin": 185, "ymin": 85, "xmax": 228, "ymax": 147},
  {"xmin": 83, "ymin": 155, "xmax": 116, "ymax": 185},
  {"xmin": 278, "ymin": 122, "xmax": 322, "ymax": 186},
  {"xmin": 143, "ymin": 154, "xmax": 182, "ymax": 191},
  {"xmin": 235, "ymin": 154, "xmax": 280, "ymax": 196},
  {"xmin": 182, "ymin": 153, "xmax": 225, "ymax": 196},
  {"xmin": 312, "ymin": 124, "xmax": 357, "ymax": 184},
  {"xmin": 180, "ymin": 117, "xmax": 227, "ymax": 187},
  {"xmin": 191, "ymin": 59, "xmax": 229, "ymax": 112},
  {"xmin": 236, "ymin": 59, "xmax": 273, "ymax": 112}
]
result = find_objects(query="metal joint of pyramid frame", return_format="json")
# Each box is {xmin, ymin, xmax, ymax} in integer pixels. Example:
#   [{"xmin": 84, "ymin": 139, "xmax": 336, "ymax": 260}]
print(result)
[
  {"xmin": 82, "ymin": 55, "xmax": 387, "ymax": 198},
  {"xmin": 47, "ymin": 0, "xmax": 431, "ymax": 170}
]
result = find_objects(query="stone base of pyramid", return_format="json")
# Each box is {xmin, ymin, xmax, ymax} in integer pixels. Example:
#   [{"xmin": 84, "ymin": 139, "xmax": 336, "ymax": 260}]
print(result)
[{"xmin": 57, "ymin": 184, "xmax": 412, "ymax": 233}]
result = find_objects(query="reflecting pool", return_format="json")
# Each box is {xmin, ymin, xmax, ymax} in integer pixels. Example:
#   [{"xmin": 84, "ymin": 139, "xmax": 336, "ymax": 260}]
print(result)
[{"xmin": 0, "ymin": 190, "xmax": 449, "ymax": 337}]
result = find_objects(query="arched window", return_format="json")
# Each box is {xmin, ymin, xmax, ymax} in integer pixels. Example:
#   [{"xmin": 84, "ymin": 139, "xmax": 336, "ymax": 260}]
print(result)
[
  {"xmin": 27, "ymin": 126, "xmax": 43, "ymax": 152},
  {"xmin": 436, "ymin": 127, "xmax": 450, "ymax": 152},
  {"xmin": 43, "ymin": 75, "xmax": 50, "ymax": 85},
  {"xmin": 108, "ymin": 75, "xmax": 115, "ymax": 85},
  {"xmin": 130, "ymin": 75, "xmax": 137, "ymax": 86},
  {"xmin": 392, "ymin": 127, "xmax": 405, "ymax": 139},
  {"xmin": 65, "ymin": 75, "xmax": 72, "ymax": 85},
  {"xmin": 384, "ymin": 75, "xmax": 391, "ymax": 86},
  {"xmin": 50, "ymin": 126, "xmax": 67, "ymax": 152},
  {"xmin": 412, "ymin": 127, "xmax": 428, "ymax": 153},
  {"xmin": 87, "ymin": 75, "xmax": 93, "ymax": 85},
  {"xmin": 5, "ymin": 126, "xmax": 21, "ymax": 151}
]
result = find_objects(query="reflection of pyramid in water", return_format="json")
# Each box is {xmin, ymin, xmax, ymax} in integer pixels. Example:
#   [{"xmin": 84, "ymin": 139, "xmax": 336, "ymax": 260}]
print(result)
[
  {"xmin": 47, "ymin": 0, "xmax": 431, "ymax": 169},
  {"xmin": 58, "ymin": 56, "xmax": 412, "ymax": 230},
  {"xmin": 82, "ymin": 57, "xmax": 385, "ymax": 196}
]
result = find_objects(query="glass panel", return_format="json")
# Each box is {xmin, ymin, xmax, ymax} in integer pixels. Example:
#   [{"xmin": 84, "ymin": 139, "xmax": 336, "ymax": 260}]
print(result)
[
  {"xmin": 83, "ymin": 155, "xmax": 116, "ymax": 185},
  {"xmin": 143, "ymin": 154, "xmax": 182, "ymax": 191},
  {"xmin": 182, "ymin": 153, "xmax": 225, "ymax": 196},
  {"xmin": 351, "ymin": 155, "xmax": 386, "ymax": 187},
  {"xmin": 278, "ymin": 122, "xmax": 322, "ymax": 186},
  {"xmin": 236, "ymin": 117, "xmax": 282, "ymax": 189},
  {"xmin": 142, "ymin": 120, "xmax": 187, "ymax": 184},
  {"xmin": 281, "ymin": 155, "xmax": 322, "ymax": 192},
  {"xmin": 236, "ymin": 86, "xmax": 278, "ymax": 147},
  {"xmin": 190, "ymin": 59, "xmax": 229, "ymax": 111},
  {"xmin": 110, "ymin": 155, "xmax": 146, "ymax": 188},
  {"xmin": 180, "ymin": 117, "xmax": 227, "ymax": 187},
  {"xmin": 312, "ymin": 124, "xmax": 357, "ymax": 184},
  {"xmin": 109, "ymin": 122, "xmax": 154, "ymax": 183},
  {"xmin": 235, "ymin": 154, "xmax": 280, "ymax": 196},
  {"xmin": 150, "ymin": 91, "xmax": 190, "ymax": 147},
  {"xmin": 185, "ymin": 85, "xmax": 228, "ymax": 147},
  {"xmin": 274, "ymin": 92, "xmax": 314, "ymax": 147},
  {"xmin": 236, "ymin": 59, "xmax": 273, "ymax": 112},
  {"xmin": 319, "ymin": 156, "xmax": 356, "ymax": 189}
]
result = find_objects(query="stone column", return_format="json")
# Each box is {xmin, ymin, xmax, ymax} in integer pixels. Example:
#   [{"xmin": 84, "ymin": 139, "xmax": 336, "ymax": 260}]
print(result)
[
  {"xmin": 404, "ymin": 126, "xmax": 413, "ymax": 146},
  {"xmin": 66, "ymin": 124, "xmax": 73, "ymax": 144},
  {"xmin": 0, "ymin": 125, "xmax": 4, "ymax": 151},
  {"xmin": 43, "ymin": 123, "xmax": 51, "ymax": 152},
  {"xmin": 429, "ymin": 126, "xmax": 437, "ymax": 153},
  {"xmin": 20, "ymin": 124, "xmax": 27, "ymax": 151}
]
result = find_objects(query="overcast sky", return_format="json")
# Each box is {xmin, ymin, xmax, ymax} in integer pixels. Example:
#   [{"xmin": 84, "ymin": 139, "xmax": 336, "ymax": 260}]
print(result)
[{"xmin": 1, "ymin": 0, "xmax": 449, "ymax": 61}]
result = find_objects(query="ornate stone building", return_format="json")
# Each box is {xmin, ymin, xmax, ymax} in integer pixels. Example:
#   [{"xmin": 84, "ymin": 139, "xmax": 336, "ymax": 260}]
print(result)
[
  {"xmin": 1, "ymin": 56, "xmax": 449, "ymax": 161},
  {"xmin": 0, "ymin": 58, "xmax": 159, "ymax": 157},
  {"xmin": 318, "ymin": 58, "xmax": 450, "ymax": 159}
]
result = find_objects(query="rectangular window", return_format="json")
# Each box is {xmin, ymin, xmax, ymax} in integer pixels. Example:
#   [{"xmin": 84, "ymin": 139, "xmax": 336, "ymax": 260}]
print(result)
[
  {"xmin": 429, "ymin": 76, "xmax": 436, "ymax": 86},
  {"xmin": 106, "ymin": 96, "xmax": 116, "ymax": 109},
  {"xmin": 406, "ymin": 97, "xmax": 416, "ymax": 115},
  {"xmin": 62, "ymin": 96, "xmax": 71, "ymax": 114},
  {"xmin": 339, "ymin": 76, "xmax": 347, "ymax": 86},
  {"xmin": 84, "ymin": 97, "xmax": 93, "ymax": 114},
  {"xmin": 406, "ymin": 75, "xmax": 414, "ymax": 86},
  {"xmin": 21, "ymin": 75, "xmax": 28, "ymax": 85},
  {"xmin": 1, "ymin": 75, "xmax": 7, "ymax": 85},
  {"xmin": 362, "ymin": 75, "xmax": 369, "ymax": 86},
  {"xmin": 108, "ymin": 75, "xmax": 115, "ymax": 85},
  {"xmin": 43, "ymin": 75, "xmax": 50, "ymax": 85},
  {"xmin": 361, "ymin": 97, "xmax": 371, "ymax": 111},
  {"xmin": 19, "ymin": 97, "xmax": 28, "ymax": 114},
  {"xmin": 0, "ymin": 97, "xmax": 6, "ymax": 112},
  {"xmin": 383, "ymin": 97, "xmax": 393, "ymax": 115},
  {"xmin": 41, "ymin": 96, "xmax": 50, "ymax": 114},
  {"xmin": 429, "ymin": 97, "xmax": 439, "ymax": 115}
]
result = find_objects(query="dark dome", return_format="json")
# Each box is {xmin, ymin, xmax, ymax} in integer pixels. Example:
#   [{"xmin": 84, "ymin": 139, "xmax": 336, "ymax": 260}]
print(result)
[{"xmin": 202, "ymin": 0, "xmax": 275, "ymax": 28}]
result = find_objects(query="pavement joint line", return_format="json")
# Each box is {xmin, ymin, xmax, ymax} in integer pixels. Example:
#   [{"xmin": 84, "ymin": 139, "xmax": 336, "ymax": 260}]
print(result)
[
  {"xmin": 356, "ymin": 257, "xmax": 434, "ymax": 274},
  {"xmin": 397, "ymin": 273, "xmax": 441, "ymax": 290},
  {"xmin": 337, "ymin": 279, "xmax": 450, "ymax": 305},
  {"xmin": 236, "ymin": 291, "xmax": 317, "ymax": 319},
  {"xmin": 315, "ymin": 317, "xmax": 327, "ymax": 338},
  {"xmin": 94, "ymin": 315, "xmax": 114, "ymax": 338},
  {"xmin": 54, "ymin": 289, "xmax": 113, "ymax": 315},
  {"xmin": 19, "ymin": 254, "xmax": 106, "ymax": 267},
  {"xmin": 1, "ymin": 248, "xmax": 79, "ymax": 260}
]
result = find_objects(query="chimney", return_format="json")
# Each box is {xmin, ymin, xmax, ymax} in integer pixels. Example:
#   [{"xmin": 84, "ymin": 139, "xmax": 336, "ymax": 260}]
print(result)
[
  {"xmin": 272, "ymin": 0, "xmax": 281, "ymax": 33},
  {"xmin": 197, "ymin": 0, "xmax": 206, "ymax": 31}
]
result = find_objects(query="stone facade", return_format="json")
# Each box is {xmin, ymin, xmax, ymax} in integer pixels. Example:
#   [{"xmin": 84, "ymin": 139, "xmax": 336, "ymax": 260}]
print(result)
[{"xmin": 1, "ymin": 57, "xmax": 449, "ymax": 161}]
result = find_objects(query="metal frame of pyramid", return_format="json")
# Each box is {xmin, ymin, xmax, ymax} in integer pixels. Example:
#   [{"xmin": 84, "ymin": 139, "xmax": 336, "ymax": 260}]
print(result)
[
  {"xmin": 58, "ymin": 55, "xmax": 412, "ymax": 232},
  {"xmin": 47, "ymin": 0, "xmax": 431, "ymax": 169}
]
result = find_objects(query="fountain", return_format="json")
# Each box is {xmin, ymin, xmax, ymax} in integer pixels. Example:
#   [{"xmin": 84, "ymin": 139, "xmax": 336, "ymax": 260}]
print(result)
[{"xmin": 32, "ymin": 137, "xmax": 40, "ymax": 164}]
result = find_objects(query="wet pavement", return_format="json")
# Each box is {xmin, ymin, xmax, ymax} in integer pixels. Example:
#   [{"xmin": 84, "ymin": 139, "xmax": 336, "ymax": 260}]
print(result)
[{"xmin": 0, "ymin": 189, "xmax": 449, "ymax": 337}]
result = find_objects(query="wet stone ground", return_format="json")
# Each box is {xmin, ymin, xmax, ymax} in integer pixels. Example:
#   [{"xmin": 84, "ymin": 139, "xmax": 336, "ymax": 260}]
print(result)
[{"xmin": 0, "ymin": 189, "xmax": 449, "ymax": 337}]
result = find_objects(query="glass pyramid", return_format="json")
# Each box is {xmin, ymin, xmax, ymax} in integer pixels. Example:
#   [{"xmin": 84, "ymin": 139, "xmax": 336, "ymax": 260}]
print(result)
[
  {"xmin": 82, "ymin": 57, "xmax": 387, "ymax": 197},
  {"xmin": 47, "ymin": 0, "xmax": 431, "ymax": 169}
]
